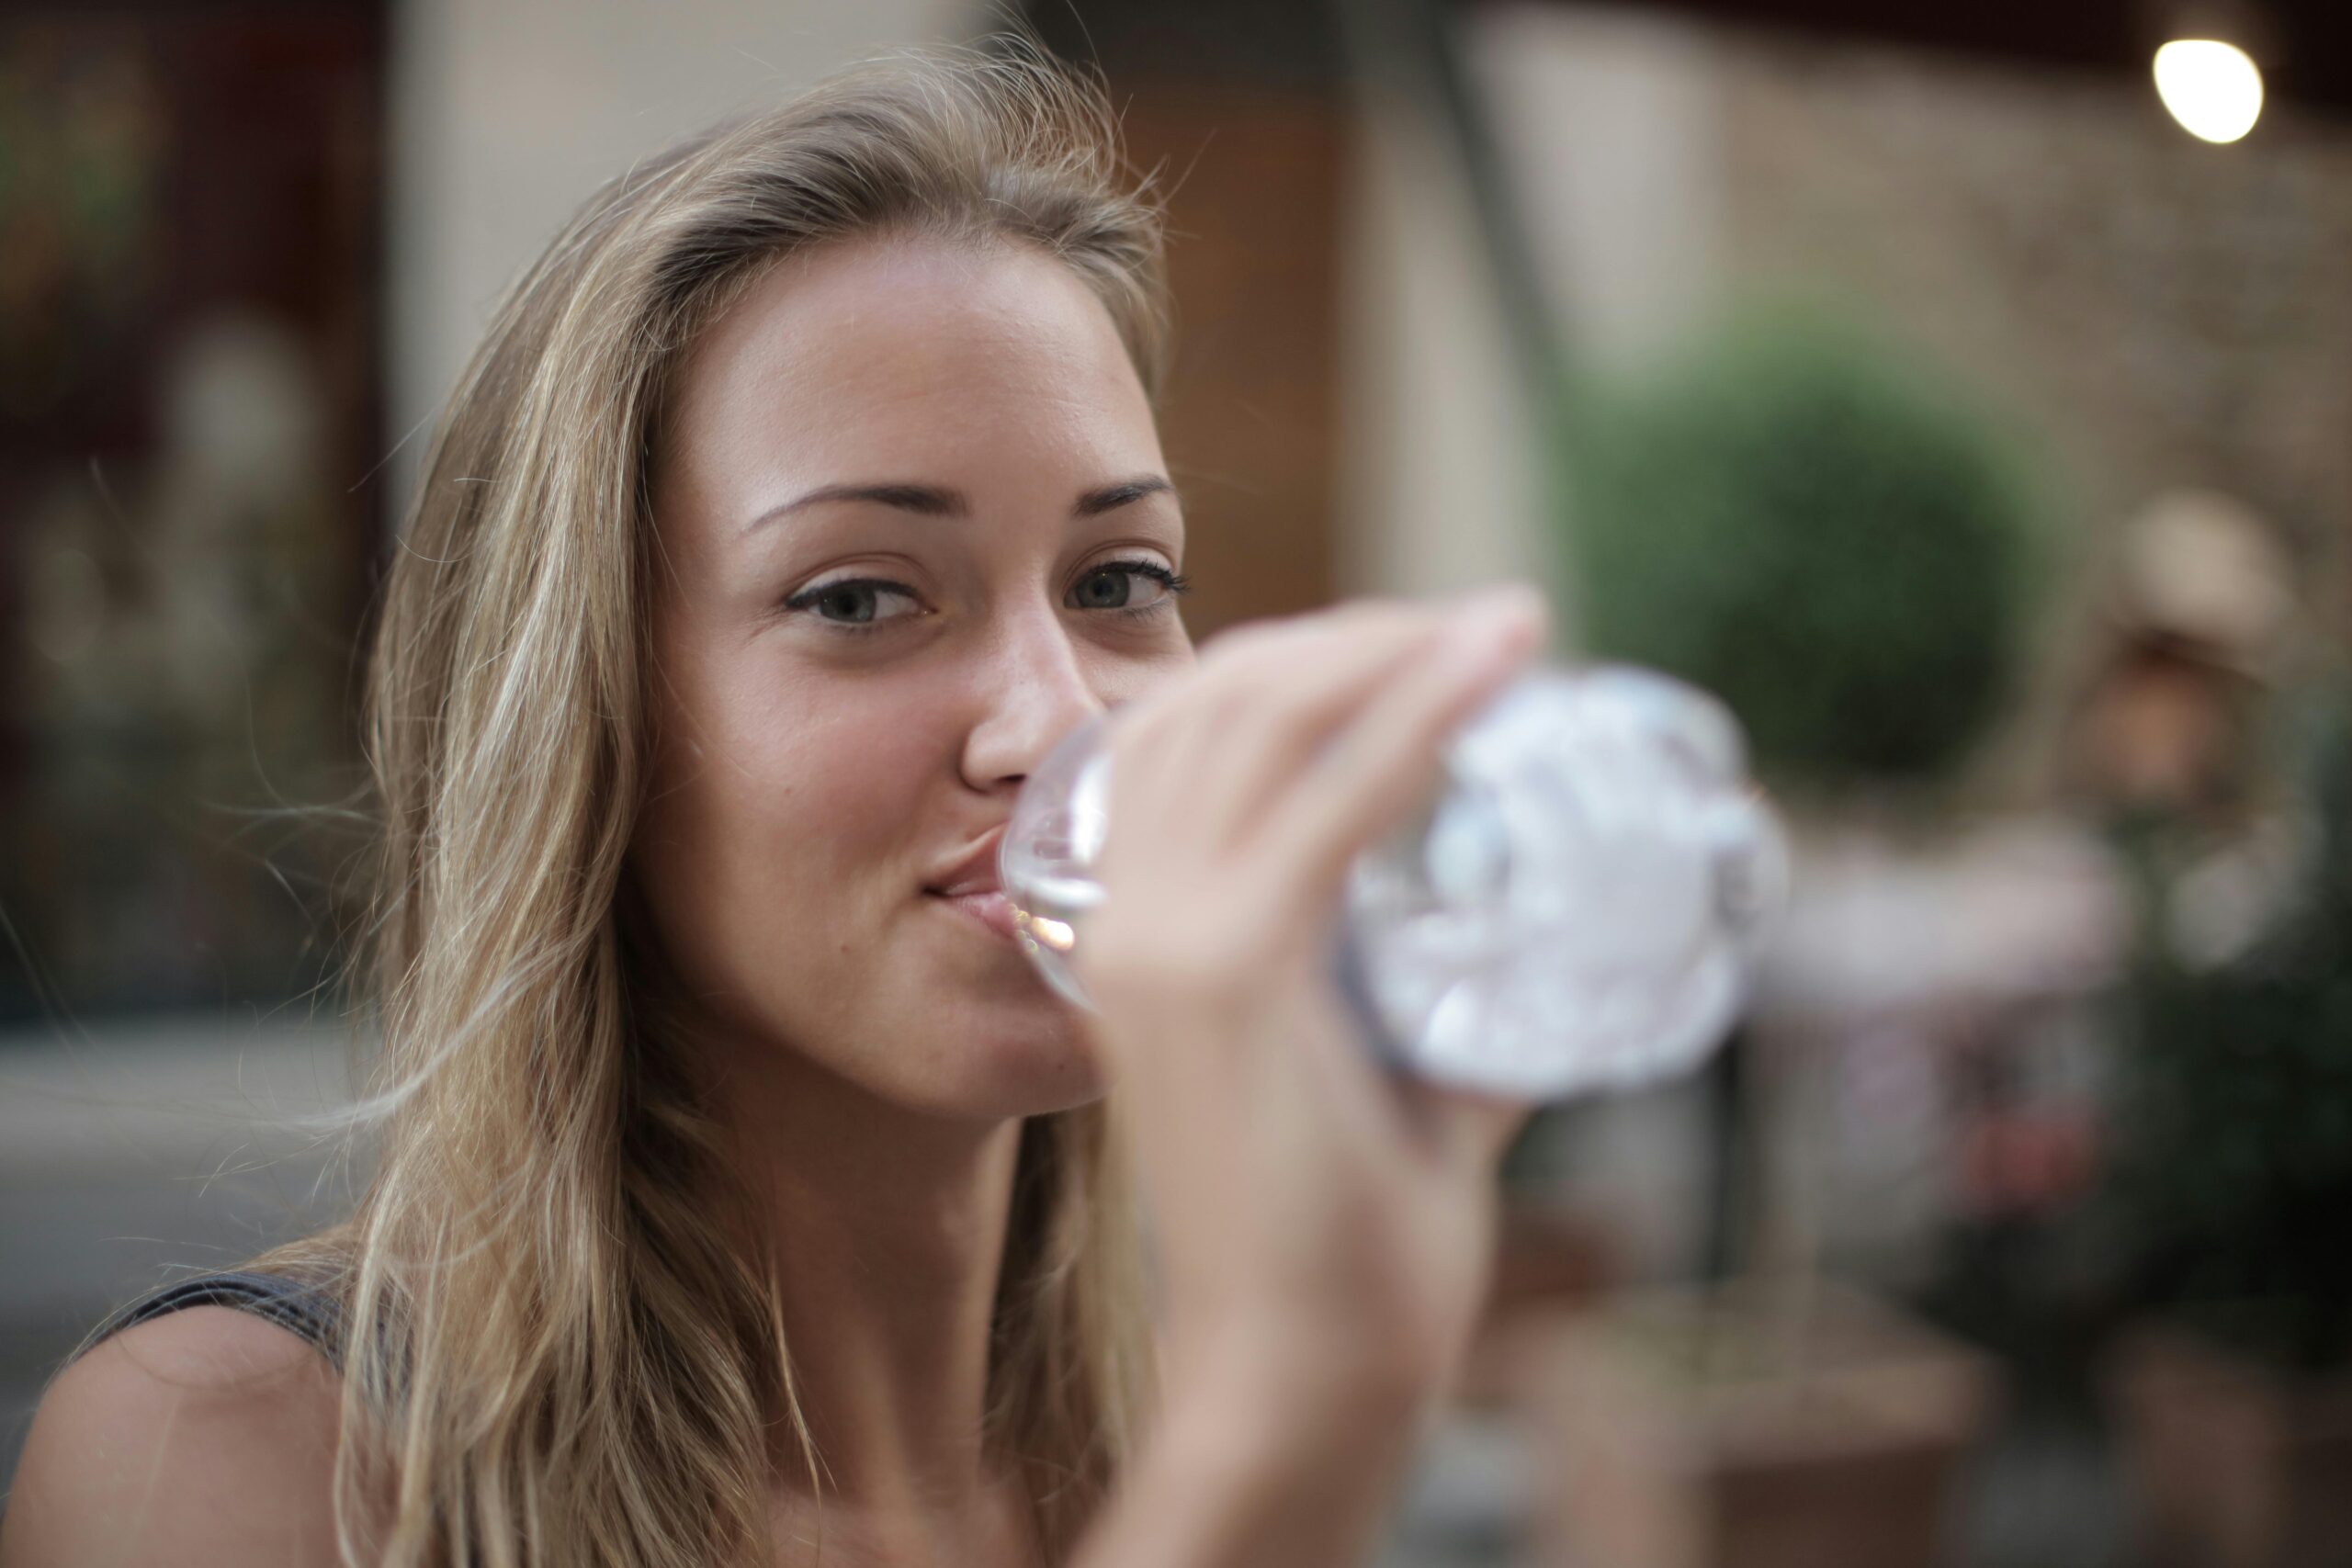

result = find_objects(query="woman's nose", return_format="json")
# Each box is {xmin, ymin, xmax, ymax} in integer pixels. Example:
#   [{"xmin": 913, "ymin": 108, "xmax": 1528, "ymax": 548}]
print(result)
[{"xmin": 958, "ymin": 611, "xmax": 1105, "ymax": 795}]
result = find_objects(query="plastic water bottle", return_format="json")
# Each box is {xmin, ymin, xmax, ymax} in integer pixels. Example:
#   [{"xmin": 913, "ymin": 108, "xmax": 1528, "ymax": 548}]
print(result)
[{"xmin": 999, "ymin": 664, "xmax": 1787, "ymax": 1101}]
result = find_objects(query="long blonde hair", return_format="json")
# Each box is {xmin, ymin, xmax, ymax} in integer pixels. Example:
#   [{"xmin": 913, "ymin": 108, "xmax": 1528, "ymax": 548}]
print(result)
[{"xmin": 253, "ymin": 41, "xmax": 1169, "ymax": 1567}]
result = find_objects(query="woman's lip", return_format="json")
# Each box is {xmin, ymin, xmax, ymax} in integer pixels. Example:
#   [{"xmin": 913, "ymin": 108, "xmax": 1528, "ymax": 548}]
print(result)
[{"xmin": 931, "ymin": 888, "xmax": 1018, "ymax": 942}]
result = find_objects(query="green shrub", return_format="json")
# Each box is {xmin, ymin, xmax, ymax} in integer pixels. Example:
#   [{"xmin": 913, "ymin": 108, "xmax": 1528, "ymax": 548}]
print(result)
[{"xmin": 1557, "ymin": 305, "xmax": 2046, "ymax": 793}]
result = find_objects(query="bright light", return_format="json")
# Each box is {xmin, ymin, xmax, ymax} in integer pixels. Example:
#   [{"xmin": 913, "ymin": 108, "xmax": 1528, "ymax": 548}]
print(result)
[{"xmin": 2154, "ymin": 39, "xmax": 2265, "ymax": 143}]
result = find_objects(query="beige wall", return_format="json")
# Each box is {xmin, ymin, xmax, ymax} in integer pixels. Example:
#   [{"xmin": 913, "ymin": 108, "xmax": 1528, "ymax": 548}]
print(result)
[
  {"xmin": 384, "ymin": 0, "xmax": 975, "ymax": 515},
  {"xmin": 1335, "ymin": 4, "xmax": 1728, "ymax": 641},
  {"xmin": 1337, "ymin": 75, "xmax": 1548, "ymax": 606}
]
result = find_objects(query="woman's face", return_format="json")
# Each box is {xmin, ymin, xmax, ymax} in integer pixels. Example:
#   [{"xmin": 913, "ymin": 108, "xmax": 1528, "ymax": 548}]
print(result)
[{"xmin": 636, "ymin": 236, "xmax": 1192, "ymax": 1122}]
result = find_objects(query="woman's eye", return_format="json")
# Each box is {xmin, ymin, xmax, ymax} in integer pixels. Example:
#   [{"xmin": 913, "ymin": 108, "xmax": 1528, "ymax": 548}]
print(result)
[
  {"xmin": 782, "ymin": 578, "xmax": 922, "ymax": 627},
  {"xmin": 1069, "ymin": 559, "xmax": 1188, "ymax": 614}
]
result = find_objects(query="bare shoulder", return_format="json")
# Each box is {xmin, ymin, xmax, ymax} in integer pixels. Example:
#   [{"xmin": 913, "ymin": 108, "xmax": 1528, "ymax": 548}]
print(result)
[{"xmin": 1, "ymin": 1306, "xmax": 352, "ymax": 1568}]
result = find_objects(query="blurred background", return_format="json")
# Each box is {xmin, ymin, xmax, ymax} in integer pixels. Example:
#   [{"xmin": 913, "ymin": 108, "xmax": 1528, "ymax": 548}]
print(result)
[{"xmin": 4, "ymin": 1, "xmax": 2350, "ymax": 1562}]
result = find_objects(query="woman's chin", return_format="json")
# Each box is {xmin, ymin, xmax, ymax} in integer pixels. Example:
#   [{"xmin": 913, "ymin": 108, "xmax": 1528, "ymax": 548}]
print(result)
[{"xmin": 952, "ymin": 1017, "xmax": 1109, "ymax": 1120}]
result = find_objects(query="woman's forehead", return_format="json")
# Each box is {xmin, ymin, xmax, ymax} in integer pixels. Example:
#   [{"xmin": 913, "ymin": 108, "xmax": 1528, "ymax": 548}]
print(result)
[{"xmin": 666, "ymin": 236, "xmax": 1156, "ymax": 474}]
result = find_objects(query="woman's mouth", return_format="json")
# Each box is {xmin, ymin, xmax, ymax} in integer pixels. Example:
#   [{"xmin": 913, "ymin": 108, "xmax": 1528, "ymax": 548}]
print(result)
[{"xmin": 929, "ymin": 887, "xmax": 1019, "ymax": 942}]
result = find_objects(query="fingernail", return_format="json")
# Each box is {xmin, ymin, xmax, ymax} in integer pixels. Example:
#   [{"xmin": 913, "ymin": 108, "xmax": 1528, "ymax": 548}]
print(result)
[
  {"xmin": 1439, "ymin": 608, "xmax": 1539, "ymax": 678},
  {"xmin": 1447, "ymin": 583, "xmax": 1547, "ymax": 651}
]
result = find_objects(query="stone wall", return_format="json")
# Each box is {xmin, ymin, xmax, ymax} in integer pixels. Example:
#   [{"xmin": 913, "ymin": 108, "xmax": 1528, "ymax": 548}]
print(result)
[{"xmin": 1713, "ymin": 33, "xmax": 2352, "ymax": 793}]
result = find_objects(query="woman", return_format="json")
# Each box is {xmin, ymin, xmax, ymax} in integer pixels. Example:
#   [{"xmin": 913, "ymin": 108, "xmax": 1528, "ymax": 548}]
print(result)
[{"xmin": 1, "ymin": 43, "xmax": 1544, "ymax": 1568}]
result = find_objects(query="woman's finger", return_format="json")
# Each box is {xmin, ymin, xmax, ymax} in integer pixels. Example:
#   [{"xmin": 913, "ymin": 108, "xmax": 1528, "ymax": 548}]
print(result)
[
  {"xmin": 1252, "ymin": 588, "xmax": 1547, "ymax": 914},
  {"xmin": 1141, "ymin": 612, "xmax": 1458, "ymax": 853},
  {"xmin": 1152, "ymin": 589, "xmax": 1548, "ymax": 858},
  {"xmin": 1398, "ymin": 1081, "xmax": 1538, "ymax": 1177}
]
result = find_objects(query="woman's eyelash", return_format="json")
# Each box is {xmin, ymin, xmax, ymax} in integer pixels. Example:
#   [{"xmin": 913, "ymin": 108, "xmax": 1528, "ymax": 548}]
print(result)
[
  {"xmin": 779, "ymin": 578, "xmax": 922, "ymax": 629},
  {"xmin": 782, "ymin": 560, "xmax": 1191, "ymax": 635},
  {"xmin": 1095, "ymin": 558, "xmax": 1193, "ymax": 608}
]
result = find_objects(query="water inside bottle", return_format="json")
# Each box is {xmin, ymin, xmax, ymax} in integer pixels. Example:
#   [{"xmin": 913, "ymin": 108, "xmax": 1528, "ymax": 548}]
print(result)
[
  {"xmin": 1340, "ymin": 668, "xmax": 1779, "ymax": 1097},
  {"xmin": 1000, "ymin": 667, "xmax": 1785, "ymax": 1100}
]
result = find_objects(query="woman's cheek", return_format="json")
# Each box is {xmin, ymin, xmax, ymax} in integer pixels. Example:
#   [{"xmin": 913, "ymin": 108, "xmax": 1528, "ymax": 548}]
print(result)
[{"xmin": 754, "ymin": 679, "xmax": 952, "ymax": 845}]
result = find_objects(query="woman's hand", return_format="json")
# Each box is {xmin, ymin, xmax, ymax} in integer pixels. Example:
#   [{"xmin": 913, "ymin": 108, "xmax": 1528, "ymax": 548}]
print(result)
[{"xmin": 1079, "ymin": 584, "xmax": 1550, "ymax": 1424}]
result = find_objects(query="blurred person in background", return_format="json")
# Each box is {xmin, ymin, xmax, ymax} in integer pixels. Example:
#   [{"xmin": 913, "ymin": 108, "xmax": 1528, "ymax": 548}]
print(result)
[{"xmin": 0, "ymin": 40, "xmax": 1543, "ymax": 1568}]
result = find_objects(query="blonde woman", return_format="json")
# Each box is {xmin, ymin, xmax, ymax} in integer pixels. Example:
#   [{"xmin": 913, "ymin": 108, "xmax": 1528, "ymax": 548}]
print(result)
[{"xmin": 1, "ymin": 42, "xmax": 1544, "ymax": 1568}]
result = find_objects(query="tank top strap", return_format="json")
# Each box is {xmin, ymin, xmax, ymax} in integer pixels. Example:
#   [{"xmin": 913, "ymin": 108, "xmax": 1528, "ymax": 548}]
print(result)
[{"xmin": 87, "ymin": 1269, "xmax": 345, "ymax": 1370}]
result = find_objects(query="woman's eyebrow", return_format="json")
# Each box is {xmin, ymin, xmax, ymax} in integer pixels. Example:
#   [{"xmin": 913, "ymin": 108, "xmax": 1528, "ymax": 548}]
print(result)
[
  {"xmin": 747, "ymin": 475, "xmax": 1178, "ymax": 532},
  {"xmin": 749, "ymin": 482, "xmax": 968, "ymax": 531},
  {"xmin": 1074, "ymin": 475, "xmax": 1178, "ymax": 516}
]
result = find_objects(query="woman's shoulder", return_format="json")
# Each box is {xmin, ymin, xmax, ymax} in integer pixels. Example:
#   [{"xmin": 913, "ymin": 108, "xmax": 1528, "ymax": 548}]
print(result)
[{"xmin": 1, "ymin": 1301, "xmax": 347, "ymax": 1567}]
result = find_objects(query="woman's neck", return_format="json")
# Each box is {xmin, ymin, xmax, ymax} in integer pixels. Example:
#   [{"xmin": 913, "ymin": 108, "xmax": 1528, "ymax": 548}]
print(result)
[{"xmin": 701, "ymin": 1031, "xmax": 1027, "ymax": 1515}]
